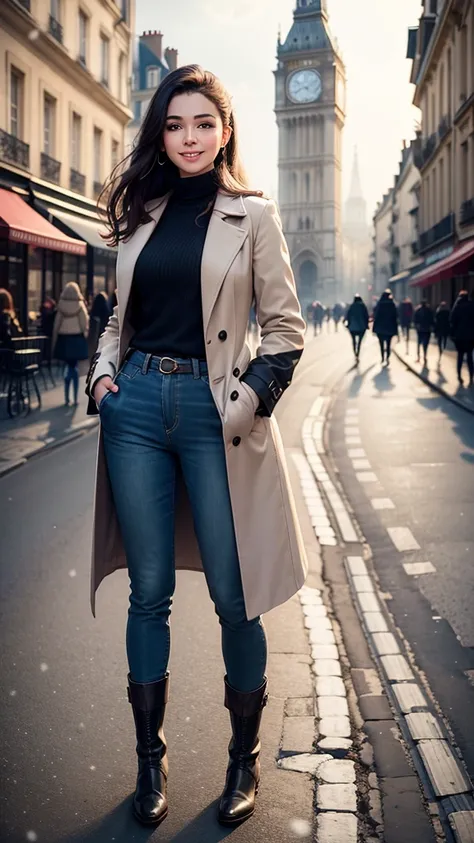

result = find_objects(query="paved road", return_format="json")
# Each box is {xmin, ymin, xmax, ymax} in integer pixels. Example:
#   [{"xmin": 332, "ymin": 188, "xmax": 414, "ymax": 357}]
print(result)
[
  {"xmin": 329, "ymin": 334, "xmax": 474, "ymax": 778},
  {"xmin": 0, "ymin": 337, "xmax": 334, "ymax": 843}
]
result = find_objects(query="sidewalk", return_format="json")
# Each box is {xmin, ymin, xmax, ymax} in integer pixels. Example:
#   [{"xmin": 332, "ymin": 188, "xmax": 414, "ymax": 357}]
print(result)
[
  {"xmin": 0, "ymin": 369, "xmax": 98, "ymax": 477},
  {"xmin": 393, "ymin": 335, "xmax": 474, "ymax": 414}
]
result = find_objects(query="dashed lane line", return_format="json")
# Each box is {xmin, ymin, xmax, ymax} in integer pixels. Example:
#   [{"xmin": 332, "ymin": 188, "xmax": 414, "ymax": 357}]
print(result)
[{"xmin": 387, "ymin": 526, "xmax": 421, "ymax": 552}]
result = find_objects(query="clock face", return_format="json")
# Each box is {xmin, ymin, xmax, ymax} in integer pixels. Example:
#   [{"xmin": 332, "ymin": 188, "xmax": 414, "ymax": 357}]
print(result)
[{"xmin": 287, "ymin": 69, "xmax": 322, "ymax": 104}]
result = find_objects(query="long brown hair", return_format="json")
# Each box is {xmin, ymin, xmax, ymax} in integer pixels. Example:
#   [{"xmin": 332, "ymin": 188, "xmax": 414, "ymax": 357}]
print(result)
[
  {"xmin": 100, "ymin": 65, "xmax": 263, "ymax": 246},
  {"xmin": 0, "ymin": 288, "xmax": 15, "ymax": 315}
]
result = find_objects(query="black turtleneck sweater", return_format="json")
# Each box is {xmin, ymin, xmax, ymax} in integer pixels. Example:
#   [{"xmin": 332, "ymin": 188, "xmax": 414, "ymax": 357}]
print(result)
[{"xmin": 130, "ymin": 169, "xmax": 218, "ymax": 358}]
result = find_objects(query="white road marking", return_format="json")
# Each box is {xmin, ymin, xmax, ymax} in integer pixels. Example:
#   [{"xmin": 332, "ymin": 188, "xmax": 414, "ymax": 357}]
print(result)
[
  {"xmin": 352, "ymin": 459, "xmax": 372, "ymax": 471},
  {"xmin": 403, "ymin": 561, "xmax": 436, "ymax": 576},
  {"xmin": 387, "ymin": 527, "xmax": 420, "ymax": 552},
  {"xmin": 346, "ymin": 409, "xmax": 359, "ymax": 417},
  {"xmin": 345, "ymin": 426, "xmax": 359, "ymax": 435},
  {"xmin": 356, "ymin": 472, "xmax": 378, "ymax": 483},
  {"xmin": 346, "ymin": 556, "xmax": 367, "ymax": 576},
  {"xmin": 346, "ymin": 436, "xmax": 362, "ymax": 445},
  {"xmin": 348, "ymin": 448, "xmax": 366, "ymax": 458},
  {"xmin": 371, "ymin": 498, "xmax": 395, "ymax": 510}
]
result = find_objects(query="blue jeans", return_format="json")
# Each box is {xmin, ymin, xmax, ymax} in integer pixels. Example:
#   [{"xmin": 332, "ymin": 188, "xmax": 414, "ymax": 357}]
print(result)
[{"xmin": 100, "ymin": 349, "xmax": 267, "ymax": 692}]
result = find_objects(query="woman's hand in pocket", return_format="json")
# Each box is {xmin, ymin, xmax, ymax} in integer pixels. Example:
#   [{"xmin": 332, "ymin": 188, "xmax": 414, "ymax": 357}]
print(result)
[{"xmin": 93, "ymin": 376, "xmax": 119, "ymax": 409}]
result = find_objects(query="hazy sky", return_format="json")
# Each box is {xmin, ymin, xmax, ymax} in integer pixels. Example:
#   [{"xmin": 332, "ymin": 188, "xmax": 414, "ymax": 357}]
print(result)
[{"xmin": 136, "ymin": 0, "xmax": 421, "ymax": 221}]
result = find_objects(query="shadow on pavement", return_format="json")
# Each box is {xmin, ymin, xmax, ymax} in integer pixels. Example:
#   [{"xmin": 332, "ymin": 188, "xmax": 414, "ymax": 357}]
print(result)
[
  {"xmin": 417, "ymin": 392, "xmax": 474, "ymax": 462},
  {"xmin": 372, "ymin": 365, "xmax": 395, "ymax": 393},
  {"xmin": 48, "ymin": 797, "xmax": 235, "ymax": 843},
  {"xmin": 348, "ymin": 363, "xmax": 375, "ymax": 398}
]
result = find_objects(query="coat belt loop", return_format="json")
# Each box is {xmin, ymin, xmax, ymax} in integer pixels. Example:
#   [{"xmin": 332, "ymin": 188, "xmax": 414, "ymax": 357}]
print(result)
[
  {"xmin": 191, "ymin": 358, "xmax": 200, "ymax": 379},
  {"xmin": 142, "ymin": 353, "xmax": 152, "ymax": 374}
]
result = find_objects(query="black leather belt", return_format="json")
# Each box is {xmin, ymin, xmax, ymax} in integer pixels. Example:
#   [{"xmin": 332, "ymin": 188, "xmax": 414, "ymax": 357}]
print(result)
[{"xmin": 125, "ymin": 349, "xmax": 208, "ymax": 375}]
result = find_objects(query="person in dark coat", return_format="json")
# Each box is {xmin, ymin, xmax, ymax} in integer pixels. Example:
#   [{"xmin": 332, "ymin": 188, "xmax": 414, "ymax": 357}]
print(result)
[
  {"xmin": 398, "ymin": 297, "xmax": 414, "ymax": 351},
  {"xmin": 373, "ymin": 289, "xmax": 398, "ymax": 364},
  {"xmin": 0, "ymin": 288, "xmax": 23, "ymax": 348},
  {"xmin": 344, "ymin": 294, "xmax": 369, "ymax": 361},
  {"xmin": 414, "ymin": 299, "xmax": 435, "ymax": 365},
  {"xmin": 450, "ymin": 290, "xmax": 474, "ymax": 385},
  {"xmin": 434, "ymin": 301, "xmax": 450, "ymax": 360},
  {"xmin": 88, "ymin": 291, "xmax": 111, "ymax": 357},
  {"xmin": 312, "ymin": 301, "xmax": 325, "ymax": 336}
]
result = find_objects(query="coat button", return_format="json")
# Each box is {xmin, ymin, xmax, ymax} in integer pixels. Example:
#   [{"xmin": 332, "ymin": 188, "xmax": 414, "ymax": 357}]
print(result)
[
  {"xmin": 232, "ymin": 436, "xmax": 241, "ymax": 446},
  {"xmin": 233, "ymin": 367, "xmax": 240, "ymax": 377},
  {"xmin": 230, "ymin": 390, "xmax": 239, "ymax": 401},
  {"xmin": 218, "ymin": 330, "xmax": 227, "ymax": 341}
]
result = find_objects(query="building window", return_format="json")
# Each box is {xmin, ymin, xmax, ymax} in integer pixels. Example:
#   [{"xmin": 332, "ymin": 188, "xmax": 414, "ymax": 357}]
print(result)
[
  {"xmin": 43, "ymin": 93, "xmax": 56, "ymax": 156},
  {"xmin": 438, "ymin": 156, "xmax": 444, "ymax": 219},
  {"xmin": 10, "ymin": 67, "xmax": 24, "ymax": 138},
  {"xmin": 429, "ymin": 0, "xmax": 437, "ymax": 13},
  {"xmin": 71, "ymin": 111, "xmax": 81, "ymax": 170},
  {"xmin": 305, "ymin": 172, "xmax": 310, "ymax": 202},
  {"xmin": 140, "ymin": 98, "xmax": 151, "ymax": 118},
  {"xmin": 118, "ymin": 53, "xmax": 126, "ymax": 103},
  {"xmin": 100, "ymin": 35, "xmax": 109, "ymax": 86},
  {"xmin": 49, "ymin": 0, "xmax": 62, "ymax": 42},
  {"xmin": 447, "ymin": 49, "xmax": 452, "ymax": 115},
  {"xmin": 111, "ymin": 138, "xmax": 119, "ymax": 170},
  {"xmin": 120, "ymin": 0, "xmax": 128, "ymax": 22},
  {"xmin": 460, "ymin": 26, "xmax": 468, "ymax": 100},
  {"xmin": 93, "ymin": 127, "xmax": 102, "ymax": 183},
  {"xmin": 146, "ymin": 67, "xmax": 160, "ymax": 89},
  {"xmin": 78, "ymin": 10, "xmax": 87, "ymax": 65},
  {"xmin": 461, "ymin": 142, "xmax": 468, "ymax": 203}
]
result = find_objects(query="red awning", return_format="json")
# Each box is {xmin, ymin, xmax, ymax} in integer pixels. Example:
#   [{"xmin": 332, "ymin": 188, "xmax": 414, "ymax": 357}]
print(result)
[
  {"xmin": 410, "ymin": 239, "xmax": 474, "ymax": 288},
  {"xmin": 0, "ymin": 188, "xmax": 86, "ymax": 255}
]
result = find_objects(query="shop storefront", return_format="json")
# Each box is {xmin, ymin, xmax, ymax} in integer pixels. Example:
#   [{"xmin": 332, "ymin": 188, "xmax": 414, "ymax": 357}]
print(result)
[
  {"xmin": 0, "ymin": 187, "xmax": 86, "ymax": 332},
  {"xmin": 409, "ymin": 238, "xmax": 474, "ymax": 305}
]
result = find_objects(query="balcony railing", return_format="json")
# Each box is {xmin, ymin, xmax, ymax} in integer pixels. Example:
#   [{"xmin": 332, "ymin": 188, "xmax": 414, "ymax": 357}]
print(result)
[
  {"xmin": 411, "ymin": 240, "xmax": 419, "ymax": 257},
  {"xmin": 70, "ymin": 168, "xmax": 86, "ymax": 194},
  {"xmin": 40, "ymin": 152, "xmax": 61, "ymax": 184},
  {"xmin": 0, "ymin": 128, "xmax": 30, "ymax": 170},
  {"xmin": 438, "ymin": 113, "xmax": 452, "ymax": 142},
  {"xmin": 419, "ymin": 212, "xmax": 455, "ymax": 253},
  {"xmin": 49, "ymin": 14, "xmax": 63, "ymax": 43},
  {"xmin": 460, "ymin": 198, "xmax": 474, "ymax": 227},
  {"xmin": 17, "ymin": 0, "xmax": 31, "ymax": 10},
  {"xmin": 93, "ymin": 180, "xmax": 103, "ymax": 199}
]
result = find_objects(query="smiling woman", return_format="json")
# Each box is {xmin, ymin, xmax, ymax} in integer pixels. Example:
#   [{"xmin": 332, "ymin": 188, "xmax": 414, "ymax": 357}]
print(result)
[
  {"xmin": 89, "ymin": 63, "xmax": 307, "ymax": 834},
  {"xmin": 101, "ymin": 64, "xmax": 263, "ymax": 245}
]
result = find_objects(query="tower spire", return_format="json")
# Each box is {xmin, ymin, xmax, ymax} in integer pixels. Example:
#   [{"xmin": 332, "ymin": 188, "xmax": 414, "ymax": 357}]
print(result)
[{"xmin": 349, "ymin": 147, "xmax": 363, "ymax": 199}]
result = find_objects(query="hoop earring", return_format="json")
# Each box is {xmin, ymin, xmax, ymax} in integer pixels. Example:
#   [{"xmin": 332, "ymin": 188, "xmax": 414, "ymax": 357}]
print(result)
[{"xmin": 140, "ymin": 151, "xmax": 166, "ymax": 180}]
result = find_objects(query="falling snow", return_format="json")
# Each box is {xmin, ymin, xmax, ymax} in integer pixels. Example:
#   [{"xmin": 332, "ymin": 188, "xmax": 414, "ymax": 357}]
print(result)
[
  {"xmin": 9, "ymin": 690, "xmax": 17, "ymax": 696},
  {"xmin": 69, "ymin": 569, "xmax": 77, "ymax": 578},
  {"xmin": 289, "ymin": 818, "xmax": 312, "ymax": 837},
  {"xmin": 26, "ymin": 832, "xmax": 38, "ymax": 841},
  {"xmin": 40, "ymin": 663, "xmax": 48, "ymax": 673},
  {"xmin": 90, "ymin": 765, "xmax": 96, "ymax": 771}
]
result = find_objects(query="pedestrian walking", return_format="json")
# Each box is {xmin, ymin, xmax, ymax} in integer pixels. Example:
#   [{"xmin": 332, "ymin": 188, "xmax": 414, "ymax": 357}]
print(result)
[
  {"xmin": 85, "ymin": 65, "xmax": 307, "ymax": 829},
  {"xmin": 434, "ymin": 301, "xmax": 450, "ymax": 360},
  {"xmin": 52, "ymin": 282, "xmax": 89, "ymax": 405},
  {"xmin": 344, "ymin": 294, "xmax": 369, "ymax": 362},
  {"xmin": 450, "ymin": 290, "xmax": 474, "ymax": 385},
  {"xmin": 88, "ymin": 291, "xmax": 111, "ymax": 357},
  {"xmin": 414, "ymin": 299, "xmax": 434, "ymax": 365},
  {"xmin": 332, "ymin": 302, "xmax": 344, "ymax": 332},
  {"xmin": 312, "ymin": 301, "xmax": 325, "ymax": 335},
  {"xmin": 398, "ymin": 297, "xmax": 414, "ymax": 352},
  {"xmin": 373, "ymin": 289, "xmax": 398, "ymax": 364}
]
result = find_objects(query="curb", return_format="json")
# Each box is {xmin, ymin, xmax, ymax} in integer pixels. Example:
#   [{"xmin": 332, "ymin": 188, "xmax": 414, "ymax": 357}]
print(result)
[
  {"xmin": 393, "ymin": 348, "xmax": 474, "ymax": 416},
  {"xmin": 309, "ymin": 384, "xmax": 474, "ymax": 843},
  {"xmin": 0, "ymin": 418, "xmax": 99, "ymax": 478}
]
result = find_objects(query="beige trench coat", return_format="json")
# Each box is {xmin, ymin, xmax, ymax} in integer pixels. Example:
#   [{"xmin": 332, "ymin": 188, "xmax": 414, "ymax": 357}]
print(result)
[{"xmin": 89, "ymin": 190, "xmax": 308, "ymax": 620}]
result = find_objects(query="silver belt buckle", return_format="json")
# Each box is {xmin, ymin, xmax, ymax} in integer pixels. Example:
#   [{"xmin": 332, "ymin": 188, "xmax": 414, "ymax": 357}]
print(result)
[{"xmin": 159, "ymin": 356, "xmax": 179, "ymax": 374}]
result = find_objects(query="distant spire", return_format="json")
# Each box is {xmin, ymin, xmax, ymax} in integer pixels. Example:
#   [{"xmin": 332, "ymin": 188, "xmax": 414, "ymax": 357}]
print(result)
[{"xmin": 349, "ymin": 147, "xmax": 363, "ymax": 198}]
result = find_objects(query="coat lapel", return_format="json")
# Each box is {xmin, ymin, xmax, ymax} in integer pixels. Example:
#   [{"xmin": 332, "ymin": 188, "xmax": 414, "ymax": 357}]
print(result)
[
  {"xmin": 118, "ymin": 189, "xmax": 248, "ymax": 340},
  {"xmin": 201, "ymin": 192, "xmax": 248, "ymax": 334}
]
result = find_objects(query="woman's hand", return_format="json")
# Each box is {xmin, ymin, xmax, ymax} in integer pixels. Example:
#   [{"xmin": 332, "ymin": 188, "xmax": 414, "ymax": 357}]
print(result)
[{"xmin": 93, "ymin": 376, "xmax": 119, "ymax": 408}]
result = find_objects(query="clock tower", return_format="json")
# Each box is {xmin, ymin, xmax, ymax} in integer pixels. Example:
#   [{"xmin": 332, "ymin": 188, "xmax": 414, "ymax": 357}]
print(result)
[{"xmin": 275, "ymin": 0, "xmax": 346, "ymax": 307}]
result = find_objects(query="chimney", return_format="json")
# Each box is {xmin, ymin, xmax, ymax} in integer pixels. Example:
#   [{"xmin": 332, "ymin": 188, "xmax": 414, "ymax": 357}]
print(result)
[
  {"xmin": 141, "ymin": 30, "xmax": 163, "ymax": 61},
  {"xmin": 165, "ymin": 47, "xmax": 178, "ymax": 71}
]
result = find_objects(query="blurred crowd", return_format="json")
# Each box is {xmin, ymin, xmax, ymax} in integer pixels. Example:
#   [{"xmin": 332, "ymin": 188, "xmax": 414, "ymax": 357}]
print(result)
[{"xmin": 306, "ymin": 289, "xmax": 474, "ymax": 386}]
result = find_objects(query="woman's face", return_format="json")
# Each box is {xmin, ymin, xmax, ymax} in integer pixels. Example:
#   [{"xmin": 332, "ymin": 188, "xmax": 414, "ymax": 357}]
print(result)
[{"xmin": 162, "ymin": 91, "xmax": 231, "ymax": 178}]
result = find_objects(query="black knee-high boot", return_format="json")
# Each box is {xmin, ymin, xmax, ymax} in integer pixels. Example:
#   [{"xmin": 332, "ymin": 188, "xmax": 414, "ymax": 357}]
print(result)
[
  {"xmin": 127, "ymin": 673, "xmax": 169, "ymax": 826},
  {"xmin": 218, "ymin": 676, "xmax": 268, "ymax": 825}
]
